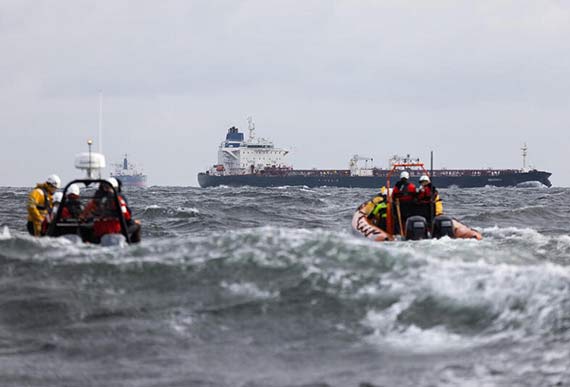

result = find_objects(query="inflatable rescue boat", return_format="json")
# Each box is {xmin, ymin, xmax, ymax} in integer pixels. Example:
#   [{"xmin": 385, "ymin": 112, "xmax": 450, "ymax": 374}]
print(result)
[
  {"xmin": 351, "ymin": 209, "xmax": 482, "ymax": 241},
  {"xmin": 44, "ymin": 150, "xmax": 141, "ymax": 246},
  {"xmin": 351, "ymin": 161, "xmax": 482, "ymax": 242}
]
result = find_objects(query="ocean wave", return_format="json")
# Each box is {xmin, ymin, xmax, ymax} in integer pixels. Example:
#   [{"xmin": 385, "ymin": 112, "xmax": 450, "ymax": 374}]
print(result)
[{"xmin": 2, "ymin": 187, "xmax": 570, "ymax": 386}]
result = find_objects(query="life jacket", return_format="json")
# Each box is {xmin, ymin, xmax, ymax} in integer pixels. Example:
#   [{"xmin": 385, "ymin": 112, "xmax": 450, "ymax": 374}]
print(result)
[
  {"xmin": 417, "ymin": 184, "xmax": 435, "ymax": 204},
  {"xmin": 35, "ymin": 187, "xmax": 52, "ymax": 211},
  {"xmin": 61, "ymin": 198, "xmax": 83, "ymax": 219},
  {"xmin": 27, "ymin": 184, "xmax": 53, "ymax": 235},
  {"xmin": 393, "ymin": 180, "xmax": 416, "ymax": 202},
  {"xmin": 417, "ymin": 184, "xmax": 444, "ymax": 216},
  {"xmin": 92, "ymin": 195, "xmax": 130, "ymax": 238},
  {"xmin": 371, "ymin": 201, "xmax": 387, "ymax": 219},
  {"xmin": 93, "ymin": 218, "xmax": 122, "ymax": 238},
  {"xmin": 361, "ymin": 195, "xmax": 385, "ymax": 217},
  {"xmin": 118, "ymin": 196, "xmax": 131, "ymax": 222}
]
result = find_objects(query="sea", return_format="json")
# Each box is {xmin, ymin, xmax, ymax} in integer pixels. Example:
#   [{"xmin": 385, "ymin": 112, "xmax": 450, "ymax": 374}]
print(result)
[{"xmin": 1, "ymin": 185, "xmax": 569, "ymax": 387}]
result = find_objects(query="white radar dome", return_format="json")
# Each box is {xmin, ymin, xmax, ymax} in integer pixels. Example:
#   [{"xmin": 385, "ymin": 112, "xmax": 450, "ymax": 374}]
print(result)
[{"xmin": 74, "ymin": 152, "xmax": 106, "ymax": 171}]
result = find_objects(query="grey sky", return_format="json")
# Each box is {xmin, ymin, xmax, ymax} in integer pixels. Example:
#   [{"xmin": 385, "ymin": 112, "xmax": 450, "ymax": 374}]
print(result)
[{"xmin": 1, "ymin": 0, "xmax": 568, "ymax": 186}]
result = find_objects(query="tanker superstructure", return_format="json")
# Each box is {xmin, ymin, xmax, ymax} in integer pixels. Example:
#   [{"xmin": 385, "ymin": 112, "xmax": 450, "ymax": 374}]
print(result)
[{"xmin": 198, "ymin": 121, "xmax": 552, "ymax": 188}]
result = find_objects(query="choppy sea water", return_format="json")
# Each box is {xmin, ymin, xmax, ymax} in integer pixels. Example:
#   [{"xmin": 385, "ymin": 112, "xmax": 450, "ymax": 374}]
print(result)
[{"xmin": 1, "ymin": 185, "xmax": 569, "ymax": 387}]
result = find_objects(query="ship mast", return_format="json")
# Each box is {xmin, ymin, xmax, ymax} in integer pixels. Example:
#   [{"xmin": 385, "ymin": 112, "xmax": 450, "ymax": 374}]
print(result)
[
  {"xmin": 521, "ymin": 143, "xmax": 528, "ymax": 171},
  {"xmin": 98, "ymin": 90, "xmax": 103, "ymax": 153}
]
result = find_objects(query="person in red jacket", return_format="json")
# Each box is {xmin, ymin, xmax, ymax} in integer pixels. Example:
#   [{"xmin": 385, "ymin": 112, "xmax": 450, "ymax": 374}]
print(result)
[
  {"xmin": 81, "ymin": 180, "xmax": 127, "ymax": 242},
  {"xmin": 392, "ymin": 171, "xmax": 416, "ymax": 228},
  {"xmin": 60, "ymin": 184, "xmax": 83, "ymax": 219},
  {"xmin": 416, "ymin": 175, "xmax": 443, "ymax": 225},
  {"xmin": 111, "ymin": 178, "xmax": 141, "ymax": 243}
]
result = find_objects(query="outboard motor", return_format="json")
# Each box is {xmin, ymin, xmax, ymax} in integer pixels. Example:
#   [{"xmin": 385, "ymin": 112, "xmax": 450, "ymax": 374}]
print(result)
[
  {"xmin": 405, "ymin": 216, "xmax": 429, "ymax": 240},
  {"xmin": 432, "ymin": 215, "xmax": 455, "ymax": 239}
]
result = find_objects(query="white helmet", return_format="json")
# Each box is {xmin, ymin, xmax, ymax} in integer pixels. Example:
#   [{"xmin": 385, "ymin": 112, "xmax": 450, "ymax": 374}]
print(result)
[
  {"xmin": 400, "ymin": 171, "xmax": 410, "ymax": 180},
  {"xmin": 419, "ymin": 175, "xmax": 430, "ymax": 183},
  {"xmin": 107, "ymin": 177, "xmax": 119, "ymax": 189},
  {"xmin": 67, "ymin": 184, "xmax": 81, "ymax": 196},
  {"xmin": 53, "ymin": 192, "xmax": 63, "ymax": 203},
  {"xmin": 46, "ymin": 174, "xmax": 61, "ymax": 188}
]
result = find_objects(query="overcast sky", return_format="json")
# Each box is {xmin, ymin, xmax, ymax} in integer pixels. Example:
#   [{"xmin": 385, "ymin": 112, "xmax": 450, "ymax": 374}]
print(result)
[{"xmin": 1, "ymin": 0, "xmax": 569, "ymax": 187}]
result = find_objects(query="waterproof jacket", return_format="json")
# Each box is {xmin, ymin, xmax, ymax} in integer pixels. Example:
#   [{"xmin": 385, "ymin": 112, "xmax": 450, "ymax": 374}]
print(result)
[
  {"xmin": 61, "ymin": 198, "xmax": 83, "ymax": 219},
  {"xmin": 417, "ymin": 183, "xmax": 443, "ymax": 216},
  {"xmin": 392, "ymin": 180, "xmax": 416, "ymax": 202},
  {"xmin": 82, "ymin": 194, "xmax": 131, "ymax": 239},
  {"xmin": 27, "ymin": 183, "xmax": 53, "ymax": 236},
  {"xmin": 362, "ymin": 195, "xmax": 388, "ymax": 220}
]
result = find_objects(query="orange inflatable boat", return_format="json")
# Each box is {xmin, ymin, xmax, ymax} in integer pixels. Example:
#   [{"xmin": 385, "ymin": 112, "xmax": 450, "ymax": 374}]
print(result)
[
  {"xmin": 352, "ymin": 209, "xmax": 394, "ymax": 242},
  {"xmin": 351, "ymin": 207, "xmax": 482, "ymax": 242},
  {"xmin": 351, "ymin": 160, "xmax": 482, "ymax": 242}
]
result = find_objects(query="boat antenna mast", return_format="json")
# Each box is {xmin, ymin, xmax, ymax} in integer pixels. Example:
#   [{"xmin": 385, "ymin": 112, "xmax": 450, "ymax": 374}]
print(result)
[
  {"xmin": 247, "ymin": 116, "xmax": 255, "ymax": 140},
  {"xmin": 98, "ymin": 90, "xmax": 103, "ymax": 153},
  {"xmin": 87, "ymin": 139, "xmax": 93, "ymax": 178},
  {"xmin": 521, "ymin": 143, "xmax": 528, "ymax": 171}
]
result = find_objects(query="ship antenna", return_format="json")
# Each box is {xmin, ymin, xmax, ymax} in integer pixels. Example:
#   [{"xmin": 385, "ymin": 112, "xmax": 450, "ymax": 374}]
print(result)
[
  {"xmin": 98, "ymin": 90, "xmax": 103, "ymax": 153},
  {"xmin": 521, "ymin": 143, "xmax": 528, "ymax": 170},
  {"xmin": 247, "ymin": 116, "xmax": 255, "ymax": 140},
  {"xmin": 87, "ymin": 139, "xmax": 93, "ymax": 178}
]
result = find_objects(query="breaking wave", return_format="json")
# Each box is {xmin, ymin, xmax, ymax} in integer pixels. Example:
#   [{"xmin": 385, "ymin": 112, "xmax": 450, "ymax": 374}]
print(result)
[{"xmin": 0, "ymin": 186, "xmax": 569, "ymax": 386}]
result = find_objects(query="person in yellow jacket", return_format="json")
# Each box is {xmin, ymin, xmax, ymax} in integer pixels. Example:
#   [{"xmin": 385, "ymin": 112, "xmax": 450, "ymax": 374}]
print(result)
[
  {"xmin": 360, "ymin": 187, "xmax": 389, "ymax": 229},
  {"xmin": 27, "ymin": 174, "xmax": 61, "ymax": 236}
]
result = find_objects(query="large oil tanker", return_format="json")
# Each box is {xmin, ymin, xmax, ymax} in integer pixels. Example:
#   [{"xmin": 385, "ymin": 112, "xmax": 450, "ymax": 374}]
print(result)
[
  {"xmin": 111, "ymin": 155, "xmax": 147, "ymax": 188},
  {"xmin": 197, "ymin": 119, "xmax": 552, "ymax": 189}
]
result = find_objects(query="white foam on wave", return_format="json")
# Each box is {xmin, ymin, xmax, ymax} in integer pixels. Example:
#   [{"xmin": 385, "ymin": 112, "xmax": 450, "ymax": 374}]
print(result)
[
  {"xmin": 169, "ymin": 311, "xmax": 195, "ymax": 335},
  {"xmin": 177, "ymin": 206, "xmax": 199, "ymax": 214},
  {"xmin": 221, "ymin": 281, "xmax": 278, "ymax": 299},
  {"xmin": 362, "ymin": 240, "xmax": 570, "ymax": 353},
  {"xmin": 363, "ymin": 292, "xmax": 483, "ymax": 353},
  {"xmin": 483, "ymin": 225, "xmax": 546, "ymax": 240},
  {"xmin": 482, "ymin": 225, "xmax": 570, "ymax": 259},
  {"xmin": 1, "ymin": 226, "xmax": 10, "ymax": 240}
]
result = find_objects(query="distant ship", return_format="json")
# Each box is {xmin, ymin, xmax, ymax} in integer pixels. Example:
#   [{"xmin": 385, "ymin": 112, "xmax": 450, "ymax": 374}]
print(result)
[
  {"xmin": 197, "ymin": 119, "xmax": 552, "ymax": 188},
  {"xmin": 111, "ymin": 155, "xmax": 147, "ymax": 188}
]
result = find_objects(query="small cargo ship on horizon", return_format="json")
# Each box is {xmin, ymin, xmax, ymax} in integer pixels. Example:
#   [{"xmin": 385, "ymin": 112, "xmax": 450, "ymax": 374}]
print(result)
[
  {"xmin": 197, "ymin": 119, "xmax": 552, "ymax": 189},
  {"xmin": 111, "ymin": 154, "xmax": 147, "ymax": 188}
]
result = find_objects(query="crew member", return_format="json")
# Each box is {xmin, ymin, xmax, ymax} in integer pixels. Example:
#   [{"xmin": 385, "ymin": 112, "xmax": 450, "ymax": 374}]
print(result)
[
  {"xmin": 416, "ymin": 175, "xmax": 443, "ymax": 224},
  {"xmin": 41, "ymin": 191, "xmax": 62, "ymax": 235},
  {"xmin": 61, "ymin": 184, "xmax": 83, "ymax": 219},
  {"xmin": 360, "ymin": 187, "xmax": 389, "ymax": 229},
  {"xmin": 109, "ymin": 178, "xmax": 141, "ymax": 243},
  {"xmin": 81, "ymin": 179, "xmax": 140, "ymax": 243},
  {"xmin": 392, "ymin": 171, "xmax": 416, "ymax": 225},
  {"xmin": 81, "ymin": 181, "xmax": 122, "ymax": 242},
  {"xmin": 27, "ymin": 174, "xmax": 61, "ymax": 236}
]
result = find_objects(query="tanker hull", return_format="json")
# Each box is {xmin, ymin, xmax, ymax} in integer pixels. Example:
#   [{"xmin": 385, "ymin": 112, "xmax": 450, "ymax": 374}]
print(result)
[{"xmin": 198, "ymin": 170, "xmax": 552, "ymax": 188}]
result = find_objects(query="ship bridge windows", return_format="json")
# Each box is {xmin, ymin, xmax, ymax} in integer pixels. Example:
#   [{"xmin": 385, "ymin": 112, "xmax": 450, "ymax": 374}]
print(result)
[
  {"xmin": 246, "ymin": 145, "xmax": 272, "ymax": 148},
  {"xmin": 225, "ymin": 142, "xmax": 241, "ymax": 148}
]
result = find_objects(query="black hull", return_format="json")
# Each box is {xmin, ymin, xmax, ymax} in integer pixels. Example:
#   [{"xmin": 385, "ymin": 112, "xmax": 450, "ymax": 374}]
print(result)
[{"xmin": 198, "ymin": 171, "xmax": 552, "ymax": 188}]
